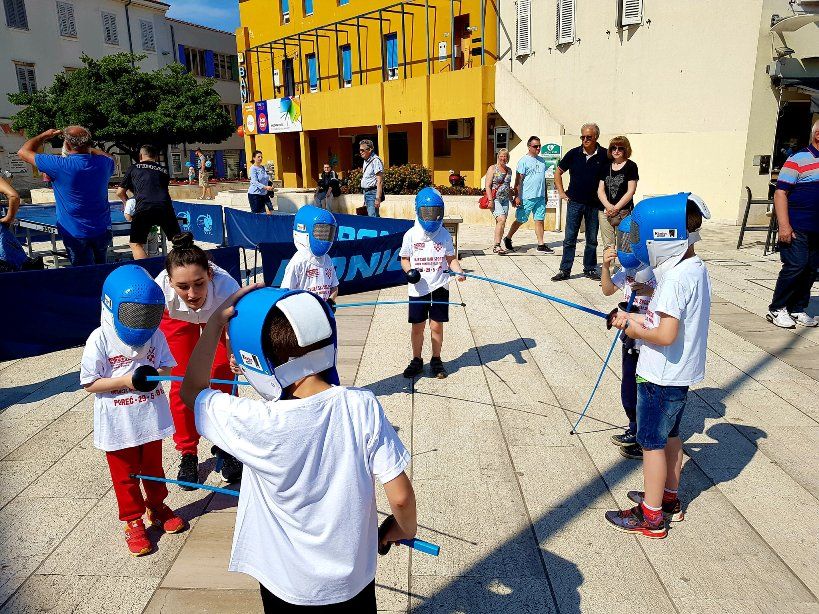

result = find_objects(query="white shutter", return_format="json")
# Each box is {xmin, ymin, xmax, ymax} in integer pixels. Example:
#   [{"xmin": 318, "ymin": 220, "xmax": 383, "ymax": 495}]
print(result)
[
  {"xmin": 620, "ymin": 0, "xmax": 643, "ymax": 26},
  {"xmin": 515, "ymin": 0, "xmax": 532, "ymax": 57},
  {"xmin": 556, "ymin": 0, "xmax": 575, "ymax": 45},
  {"xmin": 140, "ymin": 19, "xmax": 155, "ymax": 51},
  {"xmin": 15, "ymin": 64, "xmax": 36, "ymax": 94},
  {"xmin": 103, "ymin": 12, "xmax": 119, "ymax": 45},
  {"xmin": 56, "ymin": 2, "xmax": 76, "ymax": 37}
]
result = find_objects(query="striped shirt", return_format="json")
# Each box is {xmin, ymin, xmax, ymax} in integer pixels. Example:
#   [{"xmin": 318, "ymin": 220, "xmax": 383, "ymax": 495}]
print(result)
[{"xmin": 776, "ymin": 144, "xmax": 819, "ymax": 232}]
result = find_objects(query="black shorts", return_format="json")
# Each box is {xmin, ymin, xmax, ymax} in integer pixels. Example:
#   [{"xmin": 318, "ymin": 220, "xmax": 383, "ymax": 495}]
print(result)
[
  {"xmin": 129, "ymin": 205, "xmax": 182, "ymax": 244},
  {"xmin": 408, "ymin": 286, "xmax": 450, "ymax": 324},
  {"xmin": 260, "ymin": 580, "xmax": 375, "ymax": 612}
]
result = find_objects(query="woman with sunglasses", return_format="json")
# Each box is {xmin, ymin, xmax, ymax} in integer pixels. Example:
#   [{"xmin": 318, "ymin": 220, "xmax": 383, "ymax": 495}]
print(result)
[{"xmin": 597, "ymin": 136, "xmax": 639, "ymax": 258}]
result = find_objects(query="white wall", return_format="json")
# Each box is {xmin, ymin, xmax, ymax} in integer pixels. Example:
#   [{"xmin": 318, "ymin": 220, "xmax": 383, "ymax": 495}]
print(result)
[{"xmin": 494, "ymin": 0, "xmax": 819, "ymax": 223}]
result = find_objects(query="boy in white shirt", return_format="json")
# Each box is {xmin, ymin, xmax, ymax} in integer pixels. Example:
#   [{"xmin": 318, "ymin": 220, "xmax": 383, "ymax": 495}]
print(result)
[
  {"xmin": 180, "ymin": 285, "xmax": 417, "ymax": 610},
  {"xmin": 281, "ymin": 205, "xmax": 339, "ymax": 309},
  {"xmin": 81, "ymin": 265, "xmax": 186, "ymax": 556},
  {"xmin": 605, "ymin": 193, "xmax": 712, "ymax": 538},
  {"xmin": 600, "ymin": 214, "xmax": 657, "ymax": 460},
  {"xmin": 400, "ymin": 188, "xmax": 465, "ymax": 379}
]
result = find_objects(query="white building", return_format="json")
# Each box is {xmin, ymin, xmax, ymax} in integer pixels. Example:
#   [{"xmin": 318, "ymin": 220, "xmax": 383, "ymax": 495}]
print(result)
[
  {"xmin": 495, "ymin": 0, "xmax": 819, "ymax": 224},
  {"xmin": 0, "ymin": 0, "xmax": 243, "ymax": 190}
]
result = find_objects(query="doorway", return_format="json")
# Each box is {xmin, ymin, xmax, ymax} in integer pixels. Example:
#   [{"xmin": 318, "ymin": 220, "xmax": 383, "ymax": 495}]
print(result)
[
  {"xmin": 283, "ymin": 58, "xmax": 295, "ymax": 98},
  {"xmin": 388, "ymin": 132, "xmax": 408, "ymax": 166},
  {"xmin": 454, "ymin": 15, "xmax": 471, "ymax": 69}
]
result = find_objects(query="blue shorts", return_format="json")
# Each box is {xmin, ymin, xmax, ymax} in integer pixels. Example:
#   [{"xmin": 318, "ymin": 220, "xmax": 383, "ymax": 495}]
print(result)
[
  {"xmin": 636, "ymin": 381, "xmax": 689, "ymax": 450},
  {"xmin": 492, "ymin": 198, "xmax": 510, "ymax": 218},
  {"xmin": 515, "ymin": 197, "xmax": 546, "ymax": 223},
  {"xmin": 408, "ymin": 287, "xmax": 450, "ymax": 323}
]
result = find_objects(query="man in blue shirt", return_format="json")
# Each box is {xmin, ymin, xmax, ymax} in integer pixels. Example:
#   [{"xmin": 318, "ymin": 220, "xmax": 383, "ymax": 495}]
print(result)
[
  {"xmin": 18, "ymin": 126, "xmax": 115, "ymax": 266},
  {"xmin": 503, "ymin": 135, "xmax": 554, "ymax": 253},
  {"xmin": 552, "ymin": 123, "xmax": 607, "ymax": 281}
]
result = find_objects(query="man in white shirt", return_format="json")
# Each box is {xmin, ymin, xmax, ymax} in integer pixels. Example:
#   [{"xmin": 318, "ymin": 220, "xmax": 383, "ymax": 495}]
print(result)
[{"xmin": 359, "ymin": 139, "xmax": 384, "ymax": 217}]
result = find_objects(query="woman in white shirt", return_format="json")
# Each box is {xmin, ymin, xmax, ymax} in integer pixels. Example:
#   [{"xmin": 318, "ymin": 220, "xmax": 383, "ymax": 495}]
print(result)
[{"xmin": 155, "ymin": 232, "xmax": 241, "ymax": 487}]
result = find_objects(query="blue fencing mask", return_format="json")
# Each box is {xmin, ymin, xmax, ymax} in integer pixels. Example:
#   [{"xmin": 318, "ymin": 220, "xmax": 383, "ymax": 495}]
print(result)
[
  {"xmin": 101, "ymin": 265, "xmax": 165, "ymax": 349},
  {"xmin": 228, "ymin": 287, "xmax": 339, "ymax": 401},
  {"xmin": 630, "ymin": 192, "xmax": 711, "ymax": 280},
  {"xmin": 415, "ymin": 187, "xmax": 445, "ymax": 234},
  {"xmin": 293, "ymin": 205, "xmax": 337, "ymax": 258},
  {"xmin": 615, "ymin": 214, "xmax": 641, "ymax": 271}
]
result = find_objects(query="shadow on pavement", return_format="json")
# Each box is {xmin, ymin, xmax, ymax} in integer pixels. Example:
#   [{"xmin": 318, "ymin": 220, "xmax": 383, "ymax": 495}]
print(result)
[{"xmin": 0, "ymin": 370, "xmax": 80, "ymax": 412}]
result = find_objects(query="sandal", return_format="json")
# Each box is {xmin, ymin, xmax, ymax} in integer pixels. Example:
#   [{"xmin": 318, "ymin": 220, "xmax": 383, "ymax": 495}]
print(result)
[{"xmin": 493, "ymin": 244, "xmax": 507, "ymax": 255}]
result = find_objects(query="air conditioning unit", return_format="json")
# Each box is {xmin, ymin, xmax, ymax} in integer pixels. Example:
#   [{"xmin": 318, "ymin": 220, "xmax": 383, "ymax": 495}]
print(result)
[
  {"xmin": 447, "ymin": 119, "xmax": 472, "ymax": 139},
  {"xmin": 494, "ymin": 126, "xmax": 510, "ymax": 154},
  {"xmin": 282, "ymin": 11, "xmax": 290, "ymax": 24},
  {"xmin": 273, "ymin": 69, "xmax": 281, "ymax": 87}
]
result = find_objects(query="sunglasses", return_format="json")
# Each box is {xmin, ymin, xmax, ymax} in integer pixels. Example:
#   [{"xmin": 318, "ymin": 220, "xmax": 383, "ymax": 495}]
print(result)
[
  {"xmin": 528, "ymin": 144, "xmax": 540, "ymax": 149},
  {"xmin": 610, "ymin": 145, "xmax": 626, "ymax": 152},
  {"xmin": 580, "ymin": 135, "xmax": 595, "ymax": 141}
]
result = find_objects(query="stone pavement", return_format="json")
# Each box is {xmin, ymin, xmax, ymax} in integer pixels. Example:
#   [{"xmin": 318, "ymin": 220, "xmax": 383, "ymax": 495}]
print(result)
[{"xmin": 0, "ymin": 223, "xmax": 817, "ymax": 613}]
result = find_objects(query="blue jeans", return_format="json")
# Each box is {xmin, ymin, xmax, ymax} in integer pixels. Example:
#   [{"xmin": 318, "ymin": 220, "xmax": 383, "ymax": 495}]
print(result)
[
  {"xmin": 558, "ymin": 200, "xmax": 599, "ymax": 274},
  {"xmin": 60, "ymin": 227, "xmax": 112, "ymax": 266},
  {"xmin": 769, "ymin": 230, "xmax": 818, "ymax": 313},
  {"xmin": 364, "ymin": 189, "xmax": 380, "ymax": 217},
  {"xmin": 636, "ymin": 381, "xmax": 689, "ymax": 451}
]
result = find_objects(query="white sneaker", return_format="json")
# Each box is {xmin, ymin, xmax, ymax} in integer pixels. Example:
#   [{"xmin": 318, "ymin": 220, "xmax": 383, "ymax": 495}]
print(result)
[
  {"xmin": 766, "ymin": 308, "xmax": 796, "ymax": 329},
  {"xmin": 789, "ymin": 312, "xmax": 819, "ymax": 328}
]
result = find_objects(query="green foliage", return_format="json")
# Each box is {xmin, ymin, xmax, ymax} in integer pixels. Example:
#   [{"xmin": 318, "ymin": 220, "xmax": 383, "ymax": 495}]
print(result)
[
  {"xmin": 7, "ymin": 53, "xmax": 235, "ymax": 159},
  {"xmin": 342, "ymin": 163, "xmax": 481, "ymax": 196}
]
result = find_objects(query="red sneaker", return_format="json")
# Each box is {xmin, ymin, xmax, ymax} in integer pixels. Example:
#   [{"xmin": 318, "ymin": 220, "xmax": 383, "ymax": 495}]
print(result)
[
  {"xmin": 147, "ymin": 505, "xmax": 187, "ymax": 534},
  {"xmin": 604, "ymin": 505, "xmax": 667, "ymax": 539},
  {"xmin": 124, "ymin": 519, "xmax": 153, "ymax": 556}
]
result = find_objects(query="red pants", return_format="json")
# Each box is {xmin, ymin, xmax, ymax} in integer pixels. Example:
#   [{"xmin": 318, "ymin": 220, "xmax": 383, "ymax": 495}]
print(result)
[
  {"xmin": 160, "ymin": 312, "xmax": 233, "ymax": 456},
  {"xmin": 106, "ymin": 440, "xmax": 167, "ymax": 522}
]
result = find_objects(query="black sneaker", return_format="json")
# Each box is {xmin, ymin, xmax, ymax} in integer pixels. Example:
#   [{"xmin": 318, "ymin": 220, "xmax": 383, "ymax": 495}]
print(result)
[
  {"xmin": 503, "ymin": 237, "xmax": 514, "ymax": 252},
  {"xmin": 619, "ymin": 443, "xmax": 643, "ymax": 460},
  {"xmin": 403, "ymin": 357, "xmax": 423, "ymax": 378},
  {"xmin": 583, "ymin": 269, "xmax": 601, "ymax": 281},
  {"xmin": 627, "ymin": 491, "xmax": 685, "ymax": 522},
  {"xmin": 611, "ymin": 429, "xmax": 637, "ymax": 447},
  {"xmin": 551, "ymin": 270, "xmax": 570, "ymax": 282},
  {"xmin": 221, "ymin": 453, "xmax": 243, "ymax": 483},
  {"xmin": 177, "ymin": 454, "xmax": 199, "ymax": 490},
  {"xmin": 430, "ymin": 357, "xmax": 447, "ymax": 379},
  {"xmin": 536, "ymin": 244, "xmax": 554, "ymax": 254}
]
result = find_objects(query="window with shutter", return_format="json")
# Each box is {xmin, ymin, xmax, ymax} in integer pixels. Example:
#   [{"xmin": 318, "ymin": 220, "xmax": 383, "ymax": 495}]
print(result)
[
  {"xmin": 56, "ymin": 2, "xmax": 76, "ymax": 37},
  {"xmin": 556, "ymin": 0, "xmax": 575, "ymax": 45},
  {"xmin": 140, "ymin": 19, "xmax": 155, "ymax": 52},
  {"xmin": 620, "ymin": 0, "xmax": 643, "ymax": 26},
  {"xmin": 15, "ymin": 63, "xmax": 36, "ymax": 95},
  {"xmin": 4, "ymin": 0, "xmax": 29, "ymax": 29},
  {"xmin": 515, "ymin": 0, "xmax": 532, "ymax": 57},
  {"xmin": 102, "ymin": 12, "xmax": 119, "ymax": 45}
]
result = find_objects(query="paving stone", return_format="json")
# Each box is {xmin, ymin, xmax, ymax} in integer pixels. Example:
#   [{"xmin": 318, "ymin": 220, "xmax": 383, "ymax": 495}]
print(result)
[
  {"xmin": 4, "ymin": 410, "xmax": 92, "ymax": 462},
  {"xmin": 145, "ymin": 588, "xmax": 262, "ymax": 613}
]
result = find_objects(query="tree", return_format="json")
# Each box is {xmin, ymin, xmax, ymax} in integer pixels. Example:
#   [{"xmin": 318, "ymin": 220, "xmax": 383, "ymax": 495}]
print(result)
[{"xmin": 7, "ymin": 53, "xmax": 235, "ymax": 160}]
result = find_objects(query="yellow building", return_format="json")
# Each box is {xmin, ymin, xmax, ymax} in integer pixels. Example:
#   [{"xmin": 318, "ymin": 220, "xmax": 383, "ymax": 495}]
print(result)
[{"xmin": 236, "ymin": 0, "xmax": 499, "ymax": 189}]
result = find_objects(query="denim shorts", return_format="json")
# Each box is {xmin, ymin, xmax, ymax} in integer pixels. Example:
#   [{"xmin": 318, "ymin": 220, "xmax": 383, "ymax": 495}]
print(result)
[
  {"xmin": 636, "ymin": 381, "xmax": 689, "ymax": 450},
  {"xmin": 515, "ymin": 197, "xmax": 546, "ymax": 223},
  {"xmin": 492, "ymin": 198, "xmax": 510, "ymax": 218}
]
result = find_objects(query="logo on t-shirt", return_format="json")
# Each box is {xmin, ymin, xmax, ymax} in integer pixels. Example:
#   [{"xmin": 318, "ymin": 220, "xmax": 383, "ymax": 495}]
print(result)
[
  {"xmin": 434, "ymin": 242, "xmax": 443, "ymax": 252},
  {"xmin": 306, "ymin": 268, "xmax": 319, "ymax": 278},
  {"xmin": 413, "ymin": 243, "xmax": 425, "ymax": 250},
  {"xmin": 325, "ymin": 268, "xmax": 334, "ymax": 278},
  {"xmin": 146, "ymin": 346, "xmax": 156, "ymax": 363},
  {"xmin": 108, "ymin": 355, "xmax": 132, "ymax": 368}
]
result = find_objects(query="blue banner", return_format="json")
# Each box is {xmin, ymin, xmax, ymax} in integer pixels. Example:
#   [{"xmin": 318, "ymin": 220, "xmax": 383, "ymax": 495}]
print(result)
[
  {"xmin": 0, "ymin": 247, "xmax": 241, "ymax": 361},
  {"xmin": 225, "ymin": 208, "xmax": 411, "ymax": 249},
  {"xmin": 172, "ymin": 201, "xmax": 224, "ymax": 245},
  {"xmin": 260, "ymin": 232, "xmax": 406, "ymax": 296}
]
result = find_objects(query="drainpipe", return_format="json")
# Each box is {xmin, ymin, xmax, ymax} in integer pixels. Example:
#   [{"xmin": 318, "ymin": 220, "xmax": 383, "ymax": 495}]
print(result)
[
  {"xmin": 124, "ymin": 0, "xmax": 135, "ymax": 65},
  {"xmin": 425, "ymin": 0, "xmax": 430, "ymax": 75},
  {"xmin": 450, "ymin": 0, "xmax": 455, "ymax": 71}
]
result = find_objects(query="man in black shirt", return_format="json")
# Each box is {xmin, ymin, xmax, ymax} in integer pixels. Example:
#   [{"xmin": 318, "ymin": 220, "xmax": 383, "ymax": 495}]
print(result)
[
  {"xmin": 117, "ymin": 144, "xmax": 181, "ymax": 259},
  {"xmin": 552, "ymin": 123, "xmax": 607, "ymax": 281}
]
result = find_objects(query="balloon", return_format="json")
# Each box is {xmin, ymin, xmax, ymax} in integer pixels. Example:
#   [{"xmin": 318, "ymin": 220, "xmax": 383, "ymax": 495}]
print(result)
[{"xmin": 236, "ymin": 126, "xmax": 244, "ymax": 137}]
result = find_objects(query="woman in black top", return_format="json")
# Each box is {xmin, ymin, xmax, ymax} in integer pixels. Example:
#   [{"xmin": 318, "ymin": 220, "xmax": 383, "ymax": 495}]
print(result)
[{"xmin": 597, "ymin": 135, "xmax": 639, "ymax": 252}]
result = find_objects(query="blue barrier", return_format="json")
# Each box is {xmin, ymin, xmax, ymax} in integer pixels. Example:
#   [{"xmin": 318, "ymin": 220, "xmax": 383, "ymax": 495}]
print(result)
[
  {"xmin": 225, "ymin": 208, "xmax": 411, "ymax": 249},
  {"xmin": 260, "ymin": 232, "xmax": 407, "ymax": 296},
  {"xmin": 0, "ymin": 247, "xmax": 241, "ymax": 361},
  {"xmin": 172, "ymin": 201, "xmax": 224, "ymax": 245}
]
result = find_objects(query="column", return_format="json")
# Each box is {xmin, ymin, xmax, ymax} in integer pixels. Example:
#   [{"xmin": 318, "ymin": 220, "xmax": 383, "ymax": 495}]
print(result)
[
  {"xmin": 377, "ymin": 123, "xmax": 390, "ymax": 169},
  {"xmin": 300, "ymin": 131, "xmax": 313, "ymax": 189},
  {"xmin": 421, "ymin": 76, "xmax": 434, "ymax": 171},
  {"xmin": 472, "ymin": 111, "xmax": 488, "ymax": 189},
  {"xmin": 269, "ymin": 135, "xmax": 285, "ymax": 184}
]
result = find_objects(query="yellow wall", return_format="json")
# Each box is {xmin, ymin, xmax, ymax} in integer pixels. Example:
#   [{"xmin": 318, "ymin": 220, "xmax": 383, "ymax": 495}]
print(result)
[{"xmin": 236, "ymin": 0, "xmax": 498, "ymax": 188}]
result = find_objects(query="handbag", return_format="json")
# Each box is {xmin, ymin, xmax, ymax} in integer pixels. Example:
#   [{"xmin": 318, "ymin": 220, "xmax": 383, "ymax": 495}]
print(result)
[
  {"xmin": 479, "ymin": 192, "xmax": 493, "ymax": 209},
  {"xmin": 355, "ymin": 205, "xmax": 368, "ymax": 216}
]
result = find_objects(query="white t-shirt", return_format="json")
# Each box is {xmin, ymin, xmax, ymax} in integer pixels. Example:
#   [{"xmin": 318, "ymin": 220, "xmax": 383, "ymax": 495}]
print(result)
[
  {"xmin": 81, "ymin": 328, "xmax": 176, "ymax": 452},
  {"xmin": 399, "ymin": 224, "xmax": 455, "ymax": 297},
  {"xmin": 194, "ymin": 386, "xmax": 410, "ymax": 606},
  {"xmin": 611, "ymin": 268, "xmax": 657, "ymax": 349},
  {"xmin": 155, "ymin": 264, "xmax": 240, "ymax": 324},
  {"xmin": 636, "ymin": 256, "xmax": 711, "ymax": 386},
  {"xmin": 280, "ymin": 250, "xmax": 339, "ymax": 300}
]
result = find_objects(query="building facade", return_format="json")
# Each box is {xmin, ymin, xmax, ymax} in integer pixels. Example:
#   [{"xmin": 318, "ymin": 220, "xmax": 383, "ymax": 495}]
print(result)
[
  {"xmin": 496, "ymin": 0, "xmax": 819, "ymax": 224},
  {"xmin": 236, "ymin": 0, "xmax": 500, "ymax": 189},
  {"xmin": 0, "ymin": 0, "xmax": 243, "ymax": 189}
]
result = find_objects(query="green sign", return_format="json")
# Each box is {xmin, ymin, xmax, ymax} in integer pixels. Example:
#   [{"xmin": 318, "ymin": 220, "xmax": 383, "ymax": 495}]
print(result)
[{"xmin": 541, "ymin": 143, "xmax": 561, "ymax": 156}]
